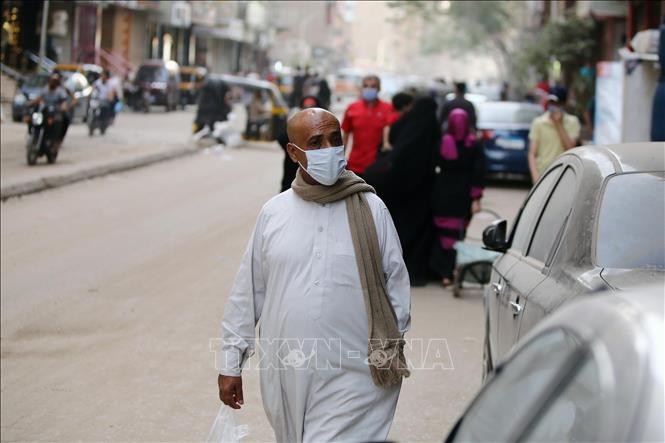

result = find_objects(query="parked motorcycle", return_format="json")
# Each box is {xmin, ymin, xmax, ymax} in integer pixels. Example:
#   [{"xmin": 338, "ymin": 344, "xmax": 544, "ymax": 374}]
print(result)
[
  {"xmin": 26, "ymin": 103, "xmax": 62, "ymax": 165},
  {"xmin": 87, "ymin": 90, "xmax": 111, "ymax": 136}
]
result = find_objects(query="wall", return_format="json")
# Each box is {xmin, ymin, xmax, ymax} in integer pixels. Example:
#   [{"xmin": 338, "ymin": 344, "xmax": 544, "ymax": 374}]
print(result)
[
  {"xmin": 210, "ymin": 39, "xmax": 235, "ymax": 74},
  {"xmin": 129, "ymin": 12, "xmax": 148, "ymax": 68},
  {"xmin": 622, "ymin": 60, "xmax": 659, "ymax": 142}
]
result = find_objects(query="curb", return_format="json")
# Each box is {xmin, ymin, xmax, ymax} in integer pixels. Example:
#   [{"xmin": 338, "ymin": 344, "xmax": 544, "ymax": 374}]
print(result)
[{"xmin": 1, "ymin": 146, "xmax": 198, "ymax": 201}]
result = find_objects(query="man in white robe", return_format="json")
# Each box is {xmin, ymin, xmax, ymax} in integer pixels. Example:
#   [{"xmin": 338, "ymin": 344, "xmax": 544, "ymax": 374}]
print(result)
[{"xmin": 217, "ymin": 108, "xmax": 411, "ymax": 442}]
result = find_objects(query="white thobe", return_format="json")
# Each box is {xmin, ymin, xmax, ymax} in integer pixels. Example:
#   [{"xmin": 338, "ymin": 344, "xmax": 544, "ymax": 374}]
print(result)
[{"xmin": 220, "ymin": 189, "xmax": 411, "ymax": 442}]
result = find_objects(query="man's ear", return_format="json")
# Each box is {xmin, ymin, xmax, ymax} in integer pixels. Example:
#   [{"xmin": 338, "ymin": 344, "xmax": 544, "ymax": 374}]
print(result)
[{"xmin": 286, "ymin": 143, "xmax": 299, "ymax": 164}]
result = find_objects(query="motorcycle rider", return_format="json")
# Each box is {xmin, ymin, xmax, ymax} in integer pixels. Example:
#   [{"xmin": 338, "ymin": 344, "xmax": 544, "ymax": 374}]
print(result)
[{"xmin": 30, "ymin": 71, "xmax": 70, "ymax": 149}]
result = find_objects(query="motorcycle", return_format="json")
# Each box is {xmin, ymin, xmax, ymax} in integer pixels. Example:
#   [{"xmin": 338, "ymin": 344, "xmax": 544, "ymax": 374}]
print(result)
[
  {"xmin": 26, "ymin": 102, "xmax": 62, "ymax": 165},
  {"xmin": 87, "ymin": 90, "xmax": 111, "ymax": 136}
]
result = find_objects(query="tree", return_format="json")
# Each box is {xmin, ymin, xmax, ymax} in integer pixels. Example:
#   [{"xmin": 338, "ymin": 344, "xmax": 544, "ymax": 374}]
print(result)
[
  {"xmin": 387, "ymin": 1, "xmax": 523, "ymax": 77},
  {"xmin": 516, "ymin": 13, "xmax": 598, "ymax": 113}
]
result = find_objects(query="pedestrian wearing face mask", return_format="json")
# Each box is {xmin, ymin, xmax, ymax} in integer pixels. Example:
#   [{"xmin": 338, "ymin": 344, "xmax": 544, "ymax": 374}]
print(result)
[
  {"xmin": 527, "ymin": 87, "xmax": 580, "ymax": 183},
  {"xmin": 341, "ymin": 75, "xmax": 399, "ymax": 175},
  {"xmin": 276, "ymin": 95, "xmax": 322, "ymax": 192},
  {"xmin": 218, "ymin": 107, "xmax": 410, "ymax": 442}
]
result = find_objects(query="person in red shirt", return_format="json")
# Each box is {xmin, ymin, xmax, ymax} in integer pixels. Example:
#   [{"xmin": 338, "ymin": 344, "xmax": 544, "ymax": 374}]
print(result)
[{"xmin": 341, "ymin": 75, "xmax": 399, "ymax": 174}]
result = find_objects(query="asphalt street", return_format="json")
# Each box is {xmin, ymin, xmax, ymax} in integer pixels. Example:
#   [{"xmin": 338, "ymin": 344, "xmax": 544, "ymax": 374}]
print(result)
[{"xmin": 0, "ymin": 111, "xmax": 529, "ymax": 441}]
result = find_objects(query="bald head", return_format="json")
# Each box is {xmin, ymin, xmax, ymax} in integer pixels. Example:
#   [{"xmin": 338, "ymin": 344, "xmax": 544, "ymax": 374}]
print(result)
[{"xmin": 286, "ymin": 107, "xmax": 340, "ymax": 147}]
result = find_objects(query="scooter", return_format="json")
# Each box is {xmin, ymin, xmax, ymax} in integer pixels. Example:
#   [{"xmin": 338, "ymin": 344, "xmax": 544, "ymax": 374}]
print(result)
[
  {"xmin": 26, "ymin": 103, "xmax": 62, "ymax": 165},
  {"xmin": 87, "ymin": 90, "xmax": 111, "ymax": 136}
]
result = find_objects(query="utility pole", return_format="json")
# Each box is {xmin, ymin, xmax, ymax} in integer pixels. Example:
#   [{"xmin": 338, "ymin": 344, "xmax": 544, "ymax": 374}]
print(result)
[{"xmin": 38, "ymin": 0, "xmax": 50, "ymax": 70}]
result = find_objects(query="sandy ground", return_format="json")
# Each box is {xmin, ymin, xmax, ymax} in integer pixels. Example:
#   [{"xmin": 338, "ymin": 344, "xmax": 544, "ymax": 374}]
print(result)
[{"xmin": 1, "ymin": 131, "xmax": 528, "ymax": 441}]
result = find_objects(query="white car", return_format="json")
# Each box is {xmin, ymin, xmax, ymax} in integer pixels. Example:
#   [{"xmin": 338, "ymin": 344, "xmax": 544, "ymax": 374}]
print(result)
[{"xmin": 445, "ymin": 284, "xmax": 663, "ymax": 442}]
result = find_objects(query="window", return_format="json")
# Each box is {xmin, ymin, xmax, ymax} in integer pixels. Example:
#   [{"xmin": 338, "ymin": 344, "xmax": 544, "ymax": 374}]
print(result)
[
  {"xmin": 596, "ymin": 172, "xmax": 665, "ymax": 269},
  {"xmin": 510, "ymin": 166, "xmax": 562, "ymax": 254},
  {"xmin": 523, "ymin": 355, "xmax": 604, "ymax": 442},
  {"xmin": 25, "ymin": 74, "xmax": 49, "ymax": 87},
  {"xmin": 528, "ymin": 168, "xmax": 577, "ymax": 263},
  {"xmin": 136, "ymin": 66, "xmax": 168, "ymax": 83},
  {"xmin": 450, "ymin": 329, "xmax": 580, "ymax": 443}
]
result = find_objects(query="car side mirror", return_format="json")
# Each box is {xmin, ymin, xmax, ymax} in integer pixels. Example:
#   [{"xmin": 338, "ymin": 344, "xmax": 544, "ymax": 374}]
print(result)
[{"xmin": 483, "ymin": 219, "xmax": 508, "ymax": 252}]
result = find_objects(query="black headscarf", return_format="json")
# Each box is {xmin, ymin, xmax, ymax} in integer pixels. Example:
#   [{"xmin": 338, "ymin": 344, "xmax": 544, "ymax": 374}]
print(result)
[{"xmin": 366, "ymin": 97, "xmax": 440, "ymax": 201}]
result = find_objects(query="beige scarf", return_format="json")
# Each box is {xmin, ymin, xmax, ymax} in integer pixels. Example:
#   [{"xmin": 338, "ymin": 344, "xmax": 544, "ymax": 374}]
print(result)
[{"xmin": 292, "ymin": 169, "xmax": 410, "ymax": 387}]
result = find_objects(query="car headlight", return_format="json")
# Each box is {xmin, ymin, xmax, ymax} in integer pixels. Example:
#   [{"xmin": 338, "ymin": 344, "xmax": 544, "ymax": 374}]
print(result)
[
  {"xmin": 13, "ymin": 94, "xmax": 26, "ymax": 105},
  {"xmin": 31, "ymin": 112, "xmax": 43, "ymax": 126}
]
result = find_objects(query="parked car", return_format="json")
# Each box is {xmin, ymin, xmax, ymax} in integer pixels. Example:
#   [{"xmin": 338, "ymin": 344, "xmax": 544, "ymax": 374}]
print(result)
[
  {"xmin": 194, "ymin": 74, "xmax": 289, "ymax": 142},
  {"xmin": 12, "ymin": 72, "xmax": 49, "ymax": 121},
  {"xmin": 477, "ymin": 101, "xmax": 543, "ymax": 177},
  {"xmin": 445, "ymin": 284, "xmax": 663, "ymax": 443},
  {"xmin": 481, "ymin": 143, "xmax": 664, "ymax": 377},
  {"xmin": 133, "ymin": 59, "xmax": 181, "ymax": 112},
  {"xmin": 54, "ymin": 63, "xmax": 103, "ymax": 85},
  {"xmin": 179, "ymin": 65, "xmax": 207, "ymax": 109}
]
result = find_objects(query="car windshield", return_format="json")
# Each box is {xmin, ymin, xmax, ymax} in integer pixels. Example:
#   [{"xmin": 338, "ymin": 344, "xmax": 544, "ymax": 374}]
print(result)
[
  {"xmin": 596, "ymin": 172, "xmax": 665, "ymax": 269},
  {"xmin": 24, "ymin": 74, "xmax": 49, "ymax": 88},
  {"xmin": 478, "ymin": 104, "xmax": 542, "ymax": 124},
  {"xmin": 136, "ymin": 66, "xmax": 167, "ymax": 82}
]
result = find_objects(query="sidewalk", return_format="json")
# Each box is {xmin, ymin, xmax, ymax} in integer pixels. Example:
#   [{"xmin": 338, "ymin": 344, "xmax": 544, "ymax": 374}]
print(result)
[{"xmin": 0, "ymin": 108, "xmax": 276, "ymax": 200}]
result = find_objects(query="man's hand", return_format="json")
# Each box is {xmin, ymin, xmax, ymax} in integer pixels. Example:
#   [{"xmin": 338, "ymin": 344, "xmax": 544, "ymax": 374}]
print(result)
[
  {"xmin": 549, "ymin": 109, "xmax": 563, "ymax": 124},
  {"xmin": 218, "ymin": 374, "xmax": 244, "ymax": 409},
  {"xmin": 550, "ymin": 111, "xmax": 576, "ymax": 150}
]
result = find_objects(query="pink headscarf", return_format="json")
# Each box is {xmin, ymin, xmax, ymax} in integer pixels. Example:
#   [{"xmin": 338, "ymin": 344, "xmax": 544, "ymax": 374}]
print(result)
[{"xmin": 440, "ymin": 108, "xmax": 476, "ymax": 160}]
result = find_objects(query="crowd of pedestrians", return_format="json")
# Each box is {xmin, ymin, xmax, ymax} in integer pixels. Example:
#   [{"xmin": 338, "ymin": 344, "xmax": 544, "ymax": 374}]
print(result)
[
  {"xmin": 343, "ymin": 75, "xmax": 486, "ymax": 288},
  {"xmin": 275, "ymin": 72, "xmax": 582, "ymax": 289},
  {"xmin": 314, "ymin": 74, "xmax": 579, "ymax": 288}
]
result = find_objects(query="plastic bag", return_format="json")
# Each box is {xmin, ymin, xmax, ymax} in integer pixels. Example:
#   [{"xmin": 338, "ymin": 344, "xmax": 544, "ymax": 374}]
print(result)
[{"xmin": 205, "ymin": 405, "xmax": 249, "ymax": 443}]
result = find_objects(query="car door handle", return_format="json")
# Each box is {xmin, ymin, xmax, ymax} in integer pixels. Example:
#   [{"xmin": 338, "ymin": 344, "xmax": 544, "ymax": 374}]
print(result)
[
  {"xmin": 510, "ymin": 301, "xmax": 523, "ymax": 317},
  {"xmin": 492, "ymin": 282, "xmax": 503, "ymax": 296}
]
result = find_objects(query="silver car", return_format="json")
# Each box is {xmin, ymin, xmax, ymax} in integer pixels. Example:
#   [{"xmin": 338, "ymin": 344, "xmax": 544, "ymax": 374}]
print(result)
[
  {"xmin": 445, "ymin": 284, "xmax": 663, "ymax": 442},
  {"xmin": 482, "ymin": 143, "xmax": 664, "ymax": 376}
]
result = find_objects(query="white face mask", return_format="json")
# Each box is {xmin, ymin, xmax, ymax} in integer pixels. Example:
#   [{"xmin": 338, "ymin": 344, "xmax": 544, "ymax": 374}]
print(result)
[{"xmin": 292, "ymin": 144, "xmax": 347, "ymax": 186}]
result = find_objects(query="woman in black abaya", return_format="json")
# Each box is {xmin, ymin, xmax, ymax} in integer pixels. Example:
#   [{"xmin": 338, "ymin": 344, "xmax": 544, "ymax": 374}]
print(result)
[{"xmin": 364, "ymin": 97, "xmax": 440, "ymax": 286}]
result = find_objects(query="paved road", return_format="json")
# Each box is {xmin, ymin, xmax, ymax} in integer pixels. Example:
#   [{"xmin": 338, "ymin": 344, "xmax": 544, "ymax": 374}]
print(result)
[{"xmin": 1, "ymin": 128, "xmax": 529, "ymax": 441}]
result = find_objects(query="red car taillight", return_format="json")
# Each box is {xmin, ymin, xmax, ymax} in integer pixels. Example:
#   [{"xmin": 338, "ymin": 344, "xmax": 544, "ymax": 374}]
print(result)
[{"xmin": 481, "ymin": 130, "xmax": 495, "ymax": 141}]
